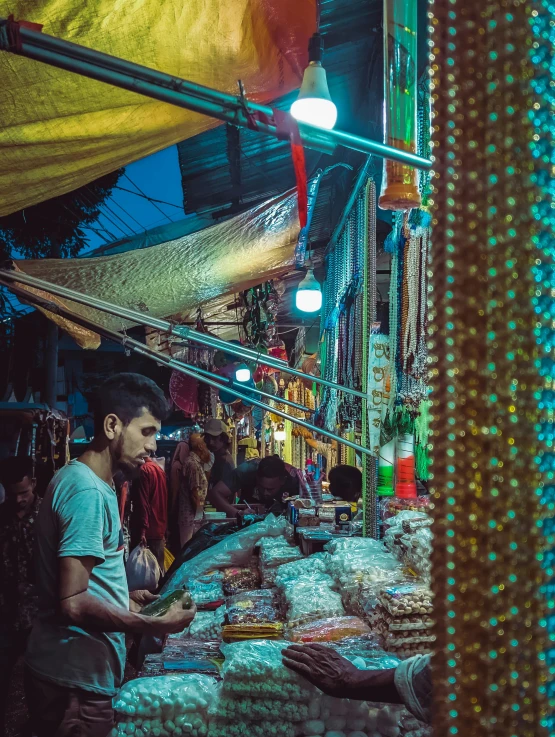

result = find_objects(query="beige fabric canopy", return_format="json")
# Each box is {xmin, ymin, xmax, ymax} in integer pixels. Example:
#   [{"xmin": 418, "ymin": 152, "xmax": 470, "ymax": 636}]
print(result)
[{"xmin": 16, "ymin": 190, "xmax": 300, "ymax": 348}]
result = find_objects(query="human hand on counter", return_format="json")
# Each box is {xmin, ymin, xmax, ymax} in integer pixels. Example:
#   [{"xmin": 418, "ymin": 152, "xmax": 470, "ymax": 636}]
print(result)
[
  {"xmin": 283, "ymin": 643, "xmax": 364, "ymax": 697},
  {"xmin": 283, "ymin": 643, "xmax": 399, "ymax": 702}
]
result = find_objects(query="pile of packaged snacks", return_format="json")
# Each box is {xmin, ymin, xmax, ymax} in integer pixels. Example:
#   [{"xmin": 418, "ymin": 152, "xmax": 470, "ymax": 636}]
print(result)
[
  {"xmin": 377, "ymin": 585, "xmax": 434, "ymax": 658},
  {"xmin": 378, "ymin": 585, "xmax": 433, "ymax": 618},
  {"xmin": 162, "ymin": 514, "xmax": 287, "ymax": 595},
  {"xmin": 258, "ymin": 536, "xmax": 304, "ymax": 587},
  {"xmin": 221, "ymin": 622, "xmax": 284, "ymax": 642},
  {"xmin": 273, "ymin": 553, "xmax": 328, "ymax": 588},
  {"xmin": 184, "ymin": 572, "xmax": 225, "ymax": 609},
  {"xmin": 156, "ymin": 639, "xmax": 224, "ymax": 677},
  {"xmin": 187, "ymin": 607, "xmax": 225, "ymax": 640},
  {"xmin": 369, "ymin": 605, "xmax": 434, "ymax": 636},
  {"xmin": 281, "ymin": 573, "xmax": 345, "ymax": 627},
  {"xmin": 222, "ymin": 564, "xmax": 260, "ymax": 595},
  {"xmin": 300, "ymin": 694, "xmax": 382, "ymax": 737},
  {"xmin": 325, "ymin": 539, "xmax": 405, "ymax": 615},
  {"xmin": 380, "ymin": 498, "xmax": 431, "ymax": 527},
  {"xmin": 210, "ymin": 640, "xmax": 316, "ymax": 737},
  {"xmin": 112, "ymin": 674, "xmax": 217, "ymax": 737},
  {"xmin": 226, "ymin": 589, "xmax": 282, "ymax": 624},
  {"xmin": 287, "ymin": 616, "xmax": 371, "ymax": 643}
]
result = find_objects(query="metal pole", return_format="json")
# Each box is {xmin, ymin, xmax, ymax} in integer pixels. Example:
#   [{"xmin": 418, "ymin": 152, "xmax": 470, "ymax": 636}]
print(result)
[
  {"xmin": 0, "ymin": 268, "xmax": 369, "ymax": 400},
  {"xmin": 3, "ymin": 280, "xmax": 373, "ymax": 456},
  {"xmin": 0, "ymin": 19, "xmax": 432, "ymax": 171}
]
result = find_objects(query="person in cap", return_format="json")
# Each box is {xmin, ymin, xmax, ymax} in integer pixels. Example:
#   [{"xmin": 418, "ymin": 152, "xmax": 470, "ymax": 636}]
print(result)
[{"xmin": 204, "ymin": 419, "xmax": 235, "ymax": 515}]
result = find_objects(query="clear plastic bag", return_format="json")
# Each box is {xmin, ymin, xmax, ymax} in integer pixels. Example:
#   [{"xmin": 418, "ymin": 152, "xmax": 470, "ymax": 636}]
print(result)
[
  {"xmin": 126, "ymin": 545, "xmax": 161, "ymax": 592},
  {"xmin": 326, "ymin": 544, "xmax": 405, "ymax": 608},
  {"xmin": 302, "ymin": 692, "xmax": 396, "ymax": 736},
  {"xmin": 402, "ymin": 529, "xmax": 432, "ymax": 582},
  {"xmin": 259, "ymin": 536, "xmax": 304, "ymax": 568},
  {"xmin": 324, "ymin": 537, "xmax": 386, "ymax": 556},
  {"xmin": 309, "ymin": 636, "xmax": 402, "ymax": 674},
  {"xmin": 274, "ymin": 553, "xmax": 328, "ymax": 587},
  {"xmin": 187, "ymin": 606, "xmax": 225, "ymax": 640},
  {"xmin": 286, "ymin": 582, "xmax": 345, "ymax": 627},
  {"xmin": 286, "ymin": 616, "xmax": 371, "ymax": 643},
  {"xmin": 210, "ymin": 690, "xmax": 309, "ymax": 721},
  {"xmin": 369, "ymin": 604, "xmax": 434, "ymax": 634},
  {"xmin": 208, "ymin": 719, "xmax": 295, "ymax": 737},
  {"xmin": 384, "ymin": 632, "xmax": 436, "ymax": 648},
  {"xmin": 222, "ymin": 565, "xmax": 260, "ymax": 595},
  {"xmin": 219, "ymin": 640, "xmax": 315, "ymax": 701},
  {"xmin": 113, "ymin": 674, "xmax": 217, "ymax": 737},
  {"xmin": 161, "ymin": 515, "xmax": 287, "ymax": 595},
  {"xmin": 378, "ymin": 585, "xmax": 433, "ymax": 617},
  {"xmin": 226, "ymin": 589, "xmax": 281, "ymax": 624},
  {"xmin": 185, "ymin": 577, "xmax": 225, "ymax": 606}
]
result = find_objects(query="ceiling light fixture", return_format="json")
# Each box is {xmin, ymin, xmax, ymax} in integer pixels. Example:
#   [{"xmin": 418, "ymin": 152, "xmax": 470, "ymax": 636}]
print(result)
[
  {"xmin": 295, "ymin": 267, "xmax": 323, "ymax": 313},
  {"xmin": 235, "ymin": 364, "xmax": 251, "ymax": 382},
  {"xmin": 291, "ymin": 33, "xmax": 337, "ymax": 130}
]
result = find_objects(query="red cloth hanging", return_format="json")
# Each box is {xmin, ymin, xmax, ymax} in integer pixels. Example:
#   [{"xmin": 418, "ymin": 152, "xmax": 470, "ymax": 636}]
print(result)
[{"xmin": 250, "ymin": 108, "xmax": 308, "ymax": 229}]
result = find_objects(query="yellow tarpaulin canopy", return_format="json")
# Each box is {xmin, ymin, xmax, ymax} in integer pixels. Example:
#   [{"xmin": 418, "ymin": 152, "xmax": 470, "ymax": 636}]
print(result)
[
  {"xmin": 0, "ymin": 0, "xmax": 314, "ymax": 216},
  {"xmin": 15, "ymin": 189, "xmax": 300, "ymax": 349}
]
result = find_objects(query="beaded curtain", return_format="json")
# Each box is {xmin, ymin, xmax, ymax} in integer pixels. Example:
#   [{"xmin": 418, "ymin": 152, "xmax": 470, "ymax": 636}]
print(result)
[
  {"xmin": 531, "ymin": 5, "xmax": 555, "ymax": 731},
  {"xmin": 428, "ymin": 1, "xmax": 551, "ymax": 735},
  {"xmin": 318, "ymin": 191, "xmax": 367, "ymax": 432}
]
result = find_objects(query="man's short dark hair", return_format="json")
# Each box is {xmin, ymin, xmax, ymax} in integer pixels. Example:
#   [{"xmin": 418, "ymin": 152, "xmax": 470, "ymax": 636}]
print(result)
[
  {"xmin": 328, "ymin": 464, "xmax": 363, "ymax": 501},
  {"xmin": 257, "ymin": 455, "xmax": 286, "ymax": 479},
  {"xmin": 1, "ymin": 456, "xmax": 34, "ymax": 488},
  {"xmin": 93, "ymin": 373, "xmax": 169, "ymax": 436}
]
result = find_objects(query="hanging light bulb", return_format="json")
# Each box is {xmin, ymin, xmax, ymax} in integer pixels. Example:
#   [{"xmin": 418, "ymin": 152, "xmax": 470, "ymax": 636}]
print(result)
[
  {"xmin": 235, "ymin": 364, "xmax": 251, "ymax": 383},
  {"xmin": 274, "ymin": 424, "xmax": 286, "ymax": 441},
  {"xmin": 291, "ymin": 33, "xmax": 337, "ymax": 130},
  {"xmin": 296, "ymin": 267, "xmax": 322, "ymax": 313}
]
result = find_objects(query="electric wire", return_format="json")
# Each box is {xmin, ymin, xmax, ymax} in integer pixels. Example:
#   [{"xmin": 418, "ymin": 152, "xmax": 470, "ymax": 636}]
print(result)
[{"xmin": 123, "ymin": 173, "xmax": 174, "ymax": 224}]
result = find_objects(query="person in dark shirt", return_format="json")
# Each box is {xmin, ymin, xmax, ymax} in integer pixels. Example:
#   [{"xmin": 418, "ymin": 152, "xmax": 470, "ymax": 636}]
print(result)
[
  {"xmin": 237, "ymin": 456, "xmax": 301, "ymax": 516},
  {"xmin": 204, "ymin": 419, "xmax": 235, "ymax": 516},
  {"xmin": 0, "ymin": 456, "xmax": 41, "ymax": 736},
  {"xmin": 136, "ymin": 456, "xmax": 168, "ymax": 570}
]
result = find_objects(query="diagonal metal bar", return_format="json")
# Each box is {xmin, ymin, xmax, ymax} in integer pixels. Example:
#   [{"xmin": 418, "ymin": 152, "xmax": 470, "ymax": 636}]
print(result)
[
  {"xmin": 3, "ymin": 278, "xmax": 372, "ymax": 456},
  {"xmin": 0, "ymin": 268, "xmax": 369, "ymax": 400},
  {"xmin": 0, "ymin": 18, "xmax": 432, "ymax": 170}
]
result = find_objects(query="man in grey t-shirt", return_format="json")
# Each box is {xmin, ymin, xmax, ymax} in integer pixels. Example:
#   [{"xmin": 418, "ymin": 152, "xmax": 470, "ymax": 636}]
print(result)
[{"xmin": 25, "ymin": 373, "xmax": 197, "ymax": 737}]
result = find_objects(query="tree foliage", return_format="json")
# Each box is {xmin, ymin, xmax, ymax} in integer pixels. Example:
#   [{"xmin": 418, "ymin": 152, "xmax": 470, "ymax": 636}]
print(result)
[{"xmin": 0, "ymin": 168, "xmax": 123, "ymax": 261}]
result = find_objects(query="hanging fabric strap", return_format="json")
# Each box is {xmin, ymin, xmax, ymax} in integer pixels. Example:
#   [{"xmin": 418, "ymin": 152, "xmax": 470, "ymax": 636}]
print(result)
[{"xmin": 246, "ymin": 107, "xmax": 308, "ymax": 229}]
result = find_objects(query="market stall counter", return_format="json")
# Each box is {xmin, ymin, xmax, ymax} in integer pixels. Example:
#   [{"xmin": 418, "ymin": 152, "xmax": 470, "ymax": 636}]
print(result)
[{"xmin": 116, "ymin": 500, "xmax": 434, "ymax": 737}]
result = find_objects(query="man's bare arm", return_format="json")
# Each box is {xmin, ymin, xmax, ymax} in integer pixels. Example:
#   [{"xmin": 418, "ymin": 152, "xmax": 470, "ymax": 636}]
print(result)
[{"xmin": 58, "ymin": 556, "xmax": 195, "ymax": 635}]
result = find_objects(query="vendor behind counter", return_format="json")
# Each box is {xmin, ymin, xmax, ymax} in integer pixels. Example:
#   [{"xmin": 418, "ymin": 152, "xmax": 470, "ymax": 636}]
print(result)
[{"xmin": 208, "ymin": 455, "xmax": 300, "ymax": 517}]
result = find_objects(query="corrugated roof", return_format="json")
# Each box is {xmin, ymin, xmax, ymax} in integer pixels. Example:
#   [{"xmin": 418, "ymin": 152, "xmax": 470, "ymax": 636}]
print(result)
[
  {"xmin": 176, "ymin": 0, "xmax": 428, "ymax": 245},
  {"xmin": 177, "ymin": 0, "xmax": 385, "ymax": 240}
]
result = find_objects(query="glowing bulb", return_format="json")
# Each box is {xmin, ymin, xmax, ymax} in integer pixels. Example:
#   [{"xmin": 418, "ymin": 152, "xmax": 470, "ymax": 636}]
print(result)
[
  {"xmin": 291, "ymin": 34, "xmax": 337, "ymax": 130},
  {"xmin": 296, "ymin": 268, "xmax": 322, "ymax": 313},
  {"xmin": 235, "ymin": 364, "xmax": 251, "ymax": 382}
]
